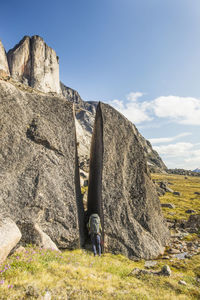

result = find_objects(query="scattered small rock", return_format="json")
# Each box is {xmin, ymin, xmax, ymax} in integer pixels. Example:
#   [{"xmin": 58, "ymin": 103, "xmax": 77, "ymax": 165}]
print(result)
[
  {"xmin": 194, "ymin": 192, "xmax": 200, "ymax": 195},
  {"xmin": 178, "ymin": 280, "xmax": 187, "ymax": 286},
  {"xmin": 169, "ymin": 248, "xmax": 180, "ymax": 254},
  {"xmin": 161, "ymin": 203, "xmax": 175, "ymax": 209},
  {"xmin": 173, "ymin": 192, "xmax": 181, "ymax": 196},
  {"xmin": 160, "ymin": 265, "xmax": 171, "ymax": 276},
  {"xmin": 129, "ymin": 265, "xmax": 171, "ymax": 277},
  {"xmin": 185, "ymin": 210, "xmax": 196, "ymax": 214},
  {"xmin": 25, "ymin": 285, "xmax": 40, "ymax": 298},
  {"xmin": 185, "ymin": 254, "xmax": 192, "ymax": 259},
  {"xmin": 144, "ymin": 261, "xmax": 157, "ymax": 269}
]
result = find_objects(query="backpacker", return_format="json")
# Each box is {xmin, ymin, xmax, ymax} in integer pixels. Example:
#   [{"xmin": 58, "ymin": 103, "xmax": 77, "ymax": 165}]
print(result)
[{"xmin": 89, "ymin": 214, "xmax": 100, "ymax": 235}]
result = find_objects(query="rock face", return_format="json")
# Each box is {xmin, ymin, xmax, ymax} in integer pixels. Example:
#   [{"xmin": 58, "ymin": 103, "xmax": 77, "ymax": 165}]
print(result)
[
  {"xmin": 0, "ymin": 79, "xmax": 84, "ymax": 249},
  {"xmin": 18, "ymin": 222, "xmax": 59, "ymax": 251},
  {"xmin": 0, "ymin": 40, "xmax": 10, "ymax": 76},
  {"xmin": 60, "ymin": 82, "xmax": 84, "ymax": 105},
  {"xmin": 0, "ymin": 217, "xmax": 21, "ymax": 263},
  {"xmin": 87, "ymin": 102, "xmax": 169, "ymax": 259},
  {"xmin": 138, "ymin": 136, "xmax": 167, "ymax": 173},
  {"xmin": 7, "ymin": 36, "xmax": 60, "ymax": 93}
]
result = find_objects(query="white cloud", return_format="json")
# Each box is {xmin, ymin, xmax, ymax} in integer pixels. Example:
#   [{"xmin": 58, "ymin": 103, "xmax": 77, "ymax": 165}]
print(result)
[
  {"xmin": 108, "ymin": 92, "xmax": 200, "ymax": 169},
  {"xmin": 110, "ymin": 92, "xmax": 152, "ymax": 124},
  {"xmin": 109, "ymin": 93, "xmax": 200, "ymax": 126},
  {"xmin": 126, "ymin": 92, "xmax": 143, "ymax": 101},
  {"xmin": 149, "ymin": 132, "xmax": 192, "ymax": 144},
  {"xmin": 153, "ymin": 142, "xmax": 194, "ymax": 157},
  {"xmin": 153, "ymin": 142, "xmax": 200, "ymax": 170},
  {"xmin": 151, "ymin": 96, "xmax": 200, "ymax": 125}
]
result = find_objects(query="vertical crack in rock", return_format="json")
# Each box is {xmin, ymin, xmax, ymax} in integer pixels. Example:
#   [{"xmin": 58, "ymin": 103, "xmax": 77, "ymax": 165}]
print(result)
[
  {"xmin": 74, "ymin": 108, "xmax": 86, "ymax": 247},
  {"xmin": 87, "ymin": 104, "xmax": 104, "ymax": 247}
]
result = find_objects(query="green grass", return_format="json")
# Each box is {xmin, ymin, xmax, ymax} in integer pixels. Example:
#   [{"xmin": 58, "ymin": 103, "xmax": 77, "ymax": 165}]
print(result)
[
  {"xmin": 152, "ymin": 174, "xmax": 200, "ymax": 220},
  {"xmin": 0, "ymin": 247, "xmax": 199, "ymax": 299}
]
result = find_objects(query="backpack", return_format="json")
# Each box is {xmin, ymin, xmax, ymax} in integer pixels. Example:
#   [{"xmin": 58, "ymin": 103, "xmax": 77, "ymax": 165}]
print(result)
[{"xmin": 89, "ymin": 214, "xmax": 100, "ymax": 235}]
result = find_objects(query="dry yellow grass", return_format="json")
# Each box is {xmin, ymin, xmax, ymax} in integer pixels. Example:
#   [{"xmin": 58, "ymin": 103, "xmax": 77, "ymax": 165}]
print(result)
[{"xmin": 152, "ymin": 174, "xmax": 200, "ymax": 220}]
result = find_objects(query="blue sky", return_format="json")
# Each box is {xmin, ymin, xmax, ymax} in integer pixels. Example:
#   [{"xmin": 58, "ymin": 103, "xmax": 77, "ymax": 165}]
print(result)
[{"xmin": 1, "ymin": 0, "xmax": 200, "ymax": 169}]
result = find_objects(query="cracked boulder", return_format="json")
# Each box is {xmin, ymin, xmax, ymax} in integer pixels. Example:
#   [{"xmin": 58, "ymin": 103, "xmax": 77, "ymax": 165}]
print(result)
[
  {"xmin": 87, "ymin": 102, "xmax": 169, "ymax": 259},
  {"xmin": 0, "ymin": 79, "xmax": 84, "ymax": 249}
]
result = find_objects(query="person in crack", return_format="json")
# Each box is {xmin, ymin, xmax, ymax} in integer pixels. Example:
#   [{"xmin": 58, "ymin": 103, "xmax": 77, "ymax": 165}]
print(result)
[{"xmin": 87, "ymin": 213, "xmax": 102, "ymax": 256}]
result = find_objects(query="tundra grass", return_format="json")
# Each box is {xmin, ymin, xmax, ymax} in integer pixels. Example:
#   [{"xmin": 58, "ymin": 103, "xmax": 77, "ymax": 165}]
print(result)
[
  {"xmin": 0, "ymin": 247, "xmax": 199, "ymax": 299},
  {"xmin": 151, "ymin": 174, "xmax": 200, "ymax": 221},
  {"xmin": 1, "ymin": 174, "xmax": 200, "ymax": 299}
]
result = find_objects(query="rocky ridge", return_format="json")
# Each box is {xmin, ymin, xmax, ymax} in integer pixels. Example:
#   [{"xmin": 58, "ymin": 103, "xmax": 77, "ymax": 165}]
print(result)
[{"xmin": 7, "ymin": 35, "xmax": 60, "ymax": 93}]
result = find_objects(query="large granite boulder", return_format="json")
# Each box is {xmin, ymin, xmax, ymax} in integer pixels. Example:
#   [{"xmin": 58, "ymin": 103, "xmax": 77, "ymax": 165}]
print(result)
[
  {"xmin": 0, "ymin": 40, "xmax": 10, "ymax": 76},
  {"xmin": 87, "ymin": 102, "xmax": 169, "ymax": 259},
  {"xmin": 7, "ymin": 36, "xmax": 60, "ymax": 93},
  {"xmin": 0, "ymin": 217, "xmax": 21, "ymax": 263},
  {"xmin": 0, "ymin": 79, "xmax": 84, "ymax": 249}
]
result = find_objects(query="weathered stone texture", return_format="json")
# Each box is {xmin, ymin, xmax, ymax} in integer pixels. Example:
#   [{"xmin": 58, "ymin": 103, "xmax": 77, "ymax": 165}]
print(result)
[
  {"xmin": 7, "ymin": 36, "xmax": 60, "ymax": 93},
  {"xmin": 17, "ymin": 222, "xmax": 60, "ymax": 251},
  {"xmin": 60, "ymin": 82, "xmax": 84, "ymax": 105},
  {"xmin": 7, "ymin": 36, "xmax": 30, "ymax": 83},
  {"xmin": 0, "ymin": 79, "xmax": 84, "ymax": 249},
  {"xmin": 87, "ymin": 102, "xmax": 169, "ymax": 259},
  {"xmin": 0, "ymin": 40, "xmax": 10, "ymax": 76},
  {"xmin": 0, "ymin": 217, "xmax": 21, "ymax": 263}
]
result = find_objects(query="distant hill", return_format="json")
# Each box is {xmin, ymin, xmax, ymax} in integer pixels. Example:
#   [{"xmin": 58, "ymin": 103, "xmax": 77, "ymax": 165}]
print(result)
[
  {"xmin": 168, "ymin": 168, "xmax": 200, "ymax": 176},
  {"xmin": 193, "ymin": 168, "xmax": 200, "ymax": 173}
]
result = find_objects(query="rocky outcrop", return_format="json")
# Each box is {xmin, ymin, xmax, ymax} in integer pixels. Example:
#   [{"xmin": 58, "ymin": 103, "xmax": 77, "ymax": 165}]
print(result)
[
  {"xmin": 87, "ymin": 102, "xmax": 169, "ymax": 259},
  {"xmin": 0, "ymin": 217, "xmax": 21, "ymax": 263},
  {"xmin": 60, "ymin": 82, "xmax": 84, "ymax": 105},
  {"xmin": 0, "ymin": 79, "xmax": 84, "ymax": 249},
  {"xmin": 139, "ymin": 137, "xmax": 167, "ymax": 173},
  {"xmin": 17, "ymin": 222, "xmax": 59, "ymax": 251},
  {"xmin": 7, "ymin": 36, "xmax": 60, "ymax": 93},
  {"xmin": 0, "ymin": 40, "xmax": 10, "ymax": 76},
  {"xmin": 167, "ymin": 168, "xmax": 200, "ymax": 177}
]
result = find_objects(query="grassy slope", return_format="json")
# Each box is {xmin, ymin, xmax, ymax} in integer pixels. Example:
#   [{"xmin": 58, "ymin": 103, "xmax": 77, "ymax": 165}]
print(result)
[
  {"xmin": 0, "ymin": 174, "xmax": 200, "ymax": 299},
  {"xmin": 152, "ymin": 174, "xmax": 200, "ymax": 220}
]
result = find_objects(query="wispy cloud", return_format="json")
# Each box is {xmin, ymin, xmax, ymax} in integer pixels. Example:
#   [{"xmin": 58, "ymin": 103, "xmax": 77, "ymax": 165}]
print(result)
[
  {"xmin": 153, "ymin": 142, "xmax": 194, "ymax": 157},
  {"xmin": 149, "ymin": 132, "xmax": 192, "ymax": 144},
  {"xmin": 110, "ymin": 92, "xmax": 152, "ymax": 124},
  {"xmin": 109, "ymin": 93, "xmax": 200, "ymax": 125},
  {"xmin": 126, "ymin": 92, "xmax": 144, "ymax": 101},
  {"xmin": 153, "ymin": 142, "xmax": 200, "ymax": 169},
  {"xmin": 151, "ymin": 96, "xmax": 200, "ymax": 125}
]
